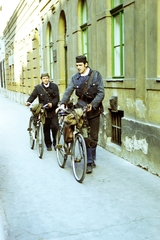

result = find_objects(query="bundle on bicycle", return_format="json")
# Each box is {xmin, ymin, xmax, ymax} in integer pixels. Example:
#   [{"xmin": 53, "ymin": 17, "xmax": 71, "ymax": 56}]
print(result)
[
  {"xmin": 27, "ymin": 103, "xmax": 48, "ymax": 159},
  {"xmin": 56, "ymin": 105, "xmax": 89, "ymax": 183}
]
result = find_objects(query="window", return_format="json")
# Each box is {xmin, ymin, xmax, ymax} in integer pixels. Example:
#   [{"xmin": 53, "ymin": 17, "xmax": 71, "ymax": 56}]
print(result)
[
  {"xmin": 47, "ymin": 22, "xmax": 54, "ymax": 80},
  {"xmin": 111, "ymin": 110, "xmax": 124, "ymax": 145},
  {"xmin": 80, "ymin": 0, "xmax": 88, "ymax": 57},
  {"xmin": 49, "ymin": 43, "xmax": 54, "ymax": 80},
  {"xmin": 110, "ymin": 0, "xmax": 124, "ymax": 78}
]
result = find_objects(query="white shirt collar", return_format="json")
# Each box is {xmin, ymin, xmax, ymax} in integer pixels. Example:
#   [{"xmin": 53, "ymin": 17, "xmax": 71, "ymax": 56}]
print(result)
[
  {"xmin": 43, "ymin": 82, "xmax": 50, "ymax": 88},
  {"xmin": 81, "ymin": 67, "xmax": 90, "ymax": 76}
]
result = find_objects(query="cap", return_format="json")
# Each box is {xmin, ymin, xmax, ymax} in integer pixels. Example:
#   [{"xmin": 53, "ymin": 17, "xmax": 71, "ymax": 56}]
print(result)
[
  {"xmin": 40, "ymin": 72, "xmax": 50, "ymax": 78},
  {"xmin": 76, "ymin": 55, "xmax": 87, "ymax": 63}
]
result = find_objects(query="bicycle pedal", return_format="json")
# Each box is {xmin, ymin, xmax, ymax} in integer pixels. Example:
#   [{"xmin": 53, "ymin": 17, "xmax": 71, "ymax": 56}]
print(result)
[
  {"xmin": 75, "ymin": 158, "xmax": 81, "ymax": 163},
  {"xmin": 56, "ymin": 144, "xmax": 62, "ymax": 149},
  {"xmin": 66, "ymin": 151, "xmax": 71, "ymax": 155}
]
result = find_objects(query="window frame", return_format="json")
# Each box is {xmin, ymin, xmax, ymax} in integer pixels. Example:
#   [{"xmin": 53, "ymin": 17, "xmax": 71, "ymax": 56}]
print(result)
[
  {"xmin": 80, "ymin": 0, "xmax": 88, "ymax": 58},
  {"xmin": 110, "ymin": 1, "xmax": 124, "ymax": 78}
]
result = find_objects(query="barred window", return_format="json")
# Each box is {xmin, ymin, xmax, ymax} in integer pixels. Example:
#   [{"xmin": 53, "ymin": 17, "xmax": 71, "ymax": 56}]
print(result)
[{"xmin": 111, "ymin": 110, "xmax": 124, "ymax": 145}]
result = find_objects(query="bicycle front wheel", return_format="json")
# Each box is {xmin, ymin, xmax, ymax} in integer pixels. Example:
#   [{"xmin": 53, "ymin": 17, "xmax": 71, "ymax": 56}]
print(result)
[
  {"xmin": 56, "ymin": 127, "xmax": 67, "ymax": 168},
  {"xmin": 72, "ymin": 133, "xmax": 87, "ymax": 183},
  {"xmin": 28, "ymin": 116, "xmax": 35, "ymax": 150},
  {"xmin": 36, "ymin": 122, "xmax": 44, "ymax": 159}
]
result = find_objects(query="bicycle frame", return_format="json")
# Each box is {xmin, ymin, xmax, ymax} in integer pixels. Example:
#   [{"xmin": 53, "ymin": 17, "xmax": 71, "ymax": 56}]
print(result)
[
  {"xmin": 56, "ymin": 107, "xmax": 87, "ymax": 183},
  {"xmin": 27, "ymin": 103, "xmax": 48, "ymax": 158}
]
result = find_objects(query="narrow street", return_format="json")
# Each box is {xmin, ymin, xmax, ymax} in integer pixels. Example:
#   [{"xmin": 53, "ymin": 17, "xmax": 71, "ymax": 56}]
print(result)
[{"xmin": 0, "ymin": 94, "xmax": 160, "ymax": 240}]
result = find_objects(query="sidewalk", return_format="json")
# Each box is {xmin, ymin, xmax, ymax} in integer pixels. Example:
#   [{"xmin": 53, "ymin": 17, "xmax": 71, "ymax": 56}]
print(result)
[{"xmin": 0, "ymin": 94, "xmax": 160, "ymax": 240}]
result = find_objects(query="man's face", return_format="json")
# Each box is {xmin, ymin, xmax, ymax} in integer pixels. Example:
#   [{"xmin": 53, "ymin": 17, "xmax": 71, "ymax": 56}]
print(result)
[
  {"xmin": 42, "ymin": 76, "xmax": 49, "ymax": 85},
  {"xmin": 76, "ymin": 62, "xmax": 87, "ymax": 74}
]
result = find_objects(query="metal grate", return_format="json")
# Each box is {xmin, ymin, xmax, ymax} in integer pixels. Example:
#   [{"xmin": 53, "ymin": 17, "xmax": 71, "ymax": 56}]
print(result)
[{"xmin": 111, "ymin": 110, "xmax": 124, "ymax": 145}]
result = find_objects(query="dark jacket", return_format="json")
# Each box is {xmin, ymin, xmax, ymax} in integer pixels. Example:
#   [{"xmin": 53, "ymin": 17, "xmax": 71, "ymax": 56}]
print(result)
[
  {"xmin": 27, "ymin": 82, "xmax": 59, "ymax": 118},
  {"xmin": 61, "ymin": 68, "xmax": 104, "ymax": 118}
]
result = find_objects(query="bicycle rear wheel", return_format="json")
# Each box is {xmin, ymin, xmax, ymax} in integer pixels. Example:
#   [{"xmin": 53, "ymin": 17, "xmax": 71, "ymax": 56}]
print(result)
[
  {"xmin": 56, "ymin": 127, "xmax": 67, "ymax": 168},
  {"xmin": 28, "ymin": 116, "xmax": 35, "ymax": 149},
  {"xmin": 72, "ymin": 133, "xmax": 87, "ymax": 183},
  {"xmin": 36, "ymin": 122, "xmax": 44, "ymax": 158}
]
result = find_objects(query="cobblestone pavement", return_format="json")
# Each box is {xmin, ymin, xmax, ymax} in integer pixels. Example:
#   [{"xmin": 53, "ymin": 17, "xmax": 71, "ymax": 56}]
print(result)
[{"xmin": 0, "ymin": 94, "xmax": 160, "ymax": 240}]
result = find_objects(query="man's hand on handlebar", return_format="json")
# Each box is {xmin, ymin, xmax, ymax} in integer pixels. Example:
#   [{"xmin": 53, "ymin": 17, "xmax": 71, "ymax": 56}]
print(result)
[
  {"xmin": 48, "ymin": 103, "xmax": 52, "ymax": 108},
  {"xmin": 25, "ymin": 102, "xmax": 31, "ymax": 106},
  {"xmin": 55, "ymin": 104, "xmax": 65, "ymax": 114},
  {"xmin": 87, "ymin": 104, "xmax": 92, "ymax": 112}
]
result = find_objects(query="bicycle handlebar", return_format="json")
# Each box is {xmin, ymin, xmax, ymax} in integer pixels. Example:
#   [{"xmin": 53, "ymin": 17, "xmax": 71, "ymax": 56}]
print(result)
[
  {"xmin": 57, "ymin": 107, "xmax": 70, "ymax": 116},
  {"xmin": 42, "ymin": 103, "xmax": 49, "ymax": 109},
  {"xmin": 57, "ymin": 105, "xmax": 89, "ymax": 117},
  {"xmin": 27, "ymin": 103, "xmax": 49, "ymax": 109}
]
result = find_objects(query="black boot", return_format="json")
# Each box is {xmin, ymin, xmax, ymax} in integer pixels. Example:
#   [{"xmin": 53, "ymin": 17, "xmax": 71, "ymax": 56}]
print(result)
[
  {"xmin": 86, "ymin": 148, "xmax": 93, "ymax": 173},
  {"xmin": 92, "ymin": 147, "xmax": 96, "ymax": 168}
]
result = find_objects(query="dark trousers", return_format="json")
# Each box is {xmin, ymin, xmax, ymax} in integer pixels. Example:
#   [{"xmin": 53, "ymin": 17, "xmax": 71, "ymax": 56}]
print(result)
[
  {"xmin": 43, "ymin": 115, "xmax": 59, "ymax": 147},
  {"xmin": 86, "ymin": 115, "xmax": 100, "ymax": 148}
]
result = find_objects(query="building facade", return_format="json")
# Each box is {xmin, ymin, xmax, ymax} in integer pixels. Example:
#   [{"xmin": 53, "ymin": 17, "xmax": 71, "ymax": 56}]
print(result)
[{"xmin": 1, "ymin": 0, "xmax": 160, "ymax": 176}]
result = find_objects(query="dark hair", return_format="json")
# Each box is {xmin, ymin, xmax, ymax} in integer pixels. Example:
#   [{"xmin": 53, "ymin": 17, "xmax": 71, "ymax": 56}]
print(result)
[{"xmin": 40, "ymin": 72, "xmax": 50, "ymax": 78}]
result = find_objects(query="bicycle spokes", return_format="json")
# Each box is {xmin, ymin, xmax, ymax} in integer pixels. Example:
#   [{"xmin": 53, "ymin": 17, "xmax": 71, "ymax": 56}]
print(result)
[
  {"xmin": 72, "ymin": 134, "xmax": 87, "ymax": 183},
  {"xmin": 36, "ymin": 122, "xmax": 44, "ymax": 158},
  {"xmin": 28, "ymin": 117, "xmax": 35, "ymax": 150},
  {"xmin": 56, "ymin": 128, "xmax": 67, "ymax": 168}
]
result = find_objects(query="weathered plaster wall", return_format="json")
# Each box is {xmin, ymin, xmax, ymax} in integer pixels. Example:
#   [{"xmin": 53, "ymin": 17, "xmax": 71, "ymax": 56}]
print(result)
[{"xmin": 122, "ymin": 117, "xmax": 160, "ymax": 176}]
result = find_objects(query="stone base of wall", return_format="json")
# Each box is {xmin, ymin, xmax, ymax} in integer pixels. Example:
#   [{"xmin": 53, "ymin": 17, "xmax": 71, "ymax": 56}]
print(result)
[
  {"xmin": 0, "ymin": 90, "xmax": 25, "ymax": 105},
  {"xmin": 121, "ymin": 117, "xmax": 160, "ymax": 177},
  {"xmin": 98, "ymin": 112, "xmax": 122, "ymax": 158},
  {"xmin": 0, "ymin": 90, "xmax": 38, "ymax": 105},
  {"xmin": 98, "ymin": 114, "xmax": 160, "ymax": 177}
]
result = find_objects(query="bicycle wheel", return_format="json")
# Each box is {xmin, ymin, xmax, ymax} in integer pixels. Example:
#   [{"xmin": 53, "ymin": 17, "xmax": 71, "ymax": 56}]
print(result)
[
  {"xmin": 72, "ymin": 133, "xmax": 87, "ymax": 183},
  {"xmin": 56, "ymin": 127, "xmax": 67, "ymax": 168},
  {"xmin": 36, "ymin": 122, "xmax": 44, "ymax": 159},
  {"xmin": 28, "ymin": 116, "xmax": 35, "ymax": 150}
]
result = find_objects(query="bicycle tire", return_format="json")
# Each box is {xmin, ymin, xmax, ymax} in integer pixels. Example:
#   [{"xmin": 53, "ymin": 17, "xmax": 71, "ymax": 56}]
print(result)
[
  {"xmin": 28, "ymin": 116, "xmax": 35, "ymax": 150},
  {"xmin": 56, "ymin": 127, "xmax": 67, "ymax": 168},
  {"xmin": 36, "ymin": 122, "xmax": 44, "ymax": 159},
  {"xmin": 72, "ymin": 133, "xmax": 87, "ymax": 183}
]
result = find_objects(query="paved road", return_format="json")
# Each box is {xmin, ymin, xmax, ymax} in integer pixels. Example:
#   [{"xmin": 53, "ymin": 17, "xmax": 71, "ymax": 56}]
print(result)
[{"xmin": 0, "ymin": 94, "xmax": 160, "ymax": 240}]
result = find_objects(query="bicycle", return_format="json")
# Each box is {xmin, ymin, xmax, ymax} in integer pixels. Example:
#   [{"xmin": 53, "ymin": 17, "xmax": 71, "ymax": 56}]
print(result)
[
  {"xmin": 27, "ymin": 103, "xmax": 48, "ymax": 159},
  {"xmin": 56, "ymin": 106, "xmax": 89, "ymax": 183}
]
